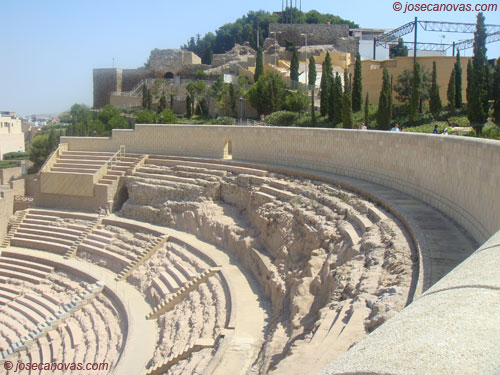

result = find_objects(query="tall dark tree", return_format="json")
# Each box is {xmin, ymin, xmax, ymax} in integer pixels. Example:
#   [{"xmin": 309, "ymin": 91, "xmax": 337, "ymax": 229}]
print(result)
[
  {"xmin": 320, "ymin": 52, "xmax": 333, "ymax": 116},
  {"xmin": 377, "ymin": 68, "xmax": 392, "ymax": 129},
  {"xmin": 158, "ymin": 94, "xmax": 167, "ymax": 113},
  {"xmin": 342, "ymin": 69, "xmax": 354, "ymax": 128},
  {"xmin": 455, "ymin": 51, "xmax": 463, "ymax": 109},
  {"xmin": 389, "ymin": 38, "xmax": 409, "ymax": 58},
  {"xmin": 333, "ymin": 73, "xmax": 343, "ymax": 126},
  {"xmin": 408, "ymin": 63, "xmax": 421, "ymax": 124},
  {"xmin": 352, "ymin": 53, "xmax": 363, "ymax": 112},
  {"xmin": 290, "ymin": 47, "xmax": 299, "ymax": 85},
  {"xmin": 468, "ymin": 12, "xmax": 489, "ymax": 133},
  {"xmin": 186, "ymin": 95, "xmax": 192, "ymax": 119},
  {"xmin": 466, "ymin": 59, "xmax": 473, "ymax": 105},
  {"xmin": 142, "ymin": 84, "xmax": 152, "ymax": 110},
  {"xmin": 447, "ymin": 67, "xmax": 456, "ymax": 114},
  {"xmin": 364, "ymin": 93, "xmax": 370, "ymax": 126},
  {"xmin": 309, "ymin": 56, "xmax": 317, "ymax": 123},
  {"xmin": 493, "ymin": 58, "xmax": 500, "ymax": 126},
  {"xmin": 254, "ymin": 47, "xmax": 264, "ymax": 82},
  {"xmin": 429, "ymin": 61, "xmax": 442, "ymax": 118},
  {"xmin": 247, "ymin": 71, "xmax": 287, "ymax": 115},
  {"xmin": 229, "ymin": 83, "xmax": 237, "ymax": 117}
]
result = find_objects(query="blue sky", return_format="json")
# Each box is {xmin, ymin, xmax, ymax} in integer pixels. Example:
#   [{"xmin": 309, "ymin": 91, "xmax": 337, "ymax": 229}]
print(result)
[{"xmin": 1, "ymin": 0, "xmax": 499, "ymax": 115}]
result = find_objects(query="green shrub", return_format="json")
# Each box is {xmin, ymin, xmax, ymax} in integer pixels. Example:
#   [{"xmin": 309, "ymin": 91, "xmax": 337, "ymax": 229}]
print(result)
[
  {"xmin": 3, "ymin": 152, "xmax": 29, "ymax": 160},
  {"xmin": 265, "ymin": 111, "xmax": 299, "ymax": 126},
  {"xmin": 210, "ymin": 116, "xmax": 235, "ymax": 125},
  {"xmin": 447, "ymin": 116, "xmax": 470, "ymax": 127},
  {"xmin": 0, "ymin": 161, "xmax": 18, "ymax": 169}
]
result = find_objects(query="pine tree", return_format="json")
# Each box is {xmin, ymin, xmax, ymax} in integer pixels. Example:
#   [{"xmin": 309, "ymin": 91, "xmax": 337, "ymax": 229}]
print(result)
[
  {"xmin": 352, "ymin": 53, "xmax": 362, "ymax": 112},
  {"xmin": 408, "ymin": 62, "xmax": 421, "ymax": 124},
  {"xmin": 455, "ymin": 51, "xmax": 463, "ymax": 109},
  {"xmin": 468, "ymin": 12, "xmax": 489, "ymax": 133},
  {"xmin": 309, "ymin": 56, "xmax": 317, "ymax": 124},
  {"xmin": 254, "ymin": 47, "xmax": 264, "ymax": 82},
  {"xmin": 377, "ymin": 68, "xmax": 392, "ymax": 129},
  {"xmin": 447, "ymin": 67, "xmax": 456, "ymax": 114},
  {"xmin": 429, "ymin": 61, "xmax": 442, "ymax": 118},
  {"xmin": 333, "ymin": 73, "xmax": 343, "ymax": 126},
  {"xmin": 493, "ymin": 58, "xmax": 500, "ymax": 126},
  {"xmin": 290, "ymin": 47, "xmax": 299, "ymax": 86},
  {"xmin": 342, "ymin": 69, "xmax": 354, "ymax": 128},
  {"xmin": 364, "ymin": 93, "xmax": 369, "ymax": 126},
  {"xmin": 320, "ymin": 52, "xmax": 333, "ymax": 117}
]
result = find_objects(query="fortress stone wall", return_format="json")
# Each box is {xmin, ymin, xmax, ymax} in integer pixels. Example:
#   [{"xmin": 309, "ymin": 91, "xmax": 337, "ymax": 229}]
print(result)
[
  {"xmin": 62, "ymin": 125, "xmax": 499, "ymax": 244},
  {"xmin": 269, "ymin": 23, "xmax": 358, "ymax": 56}
]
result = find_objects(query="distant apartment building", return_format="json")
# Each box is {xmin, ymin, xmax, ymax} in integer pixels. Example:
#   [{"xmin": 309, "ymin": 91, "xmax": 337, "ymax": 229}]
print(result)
[{"xmin": 0, "ymin": 112, "xmax": 25, "ymax": 159}]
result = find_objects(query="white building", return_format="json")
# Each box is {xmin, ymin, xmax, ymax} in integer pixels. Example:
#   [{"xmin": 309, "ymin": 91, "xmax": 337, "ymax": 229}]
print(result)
[{"xmin": 0, "ymin": 112, "xmax": 25, "ymax": 159}]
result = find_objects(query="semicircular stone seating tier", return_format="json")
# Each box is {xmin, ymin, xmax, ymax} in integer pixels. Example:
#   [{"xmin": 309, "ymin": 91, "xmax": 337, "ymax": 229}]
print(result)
[{"xmin": 0, "ymin": 251, "xmax": 125, "ymax": 375}]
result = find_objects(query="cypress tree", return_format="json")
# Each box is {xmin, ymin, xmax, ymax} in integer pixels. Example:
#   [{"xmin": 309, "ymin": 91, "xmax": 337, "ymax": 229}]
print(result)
[
  {"xmin": 309, "ymin": 56, "xmax": 317, "ymax": 124},
  {"xmin": 352, "ymin": 53, "xmax": 363, "ymax": 112},
  {"xmin": 408, "ymin": 62, "xmax": 421, "ymax": 124},
  {"xmin": 447, "ymin": 67, "xmax": 456, "ymax": 114},
  {"xmin": 455, "ymin": 51, "xmax": 463, "ymax": 109},
  {"xmin": 429, "ymin": 61, "xmax": 442, "ymax": 118},
  {"xmin": 320, "ymin": 52, "xmax": 333, "ymax": 117},
  {"xmin": 342, "ymin": 69, "xmax": 353, "ymax": 128},
  {"xmin": 364, "ymin": 93, "xmax": 369, "ymax": 126},
  {"xmin": 468, "ymin": 12, "xmax": 489, "ymax": 133},
  {"xmin": 377, "ymin": 68, "xmax": 392, "ymax": 129},
  {"xmin": 290, "ymin": 47, "xmax": 299, "ymax": 86},
  {"xmin": 158, "ymin": 94, "xmax": 166, "ymax": 113},
  {"xmin": 493, "ymin": 58, "xmax": 500, "ymax": 126},
  {"xmin": 328, "ymin": 76, "xmax": 335, "ymax": 124},
  {"xmin": 186, "ymin": 95, "xmax": 192, "ymax": 119},
  {"xmin": 254, "ymin": 47, "xmax": 264, "ymax": 82},
  {"xmin": 229, "ymin": 83, "xmax": 237, "ymax": 117},
  {"xmin": 333, "ymin": 73, "xmax": 343, "ymax": 126},
  {"xmin": 466, "ymin": 59, "xmax": 473, "ymax": 105}
]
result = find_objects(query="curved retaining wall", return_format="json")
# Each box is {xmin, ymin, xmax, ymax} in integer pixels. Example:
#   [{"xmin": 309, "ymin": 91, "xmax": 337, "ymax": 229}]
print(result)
[
  {"xmin": 62, "ymin": 125, "xmax": 500, "ymax": 243},
  {"xmin": 61, "ymin": 125, "xmax": 500, "ymax": 373}
]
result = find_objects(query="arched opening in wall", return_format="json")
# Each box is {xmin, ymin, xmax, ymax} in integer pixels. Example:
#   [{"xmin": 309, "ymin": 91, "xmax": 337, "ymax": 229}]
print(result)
[
  {"xmin": 164, "ymin": 72, "xmax": 174, "ymax": 79},
  {"xmin": 113, "ymin": 184, "xmax": 129, "ymax": 212},
  {"xmin": 223, "ymin": 139, "xmax": 232, "ymax": 160}
]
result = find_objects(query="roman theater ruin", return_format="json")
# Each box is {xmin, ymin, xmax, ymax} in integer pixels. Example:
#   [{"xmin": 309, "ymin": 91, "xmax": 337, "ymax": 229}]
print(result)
[{"xmin": 0, "ymin": 124, "xmax": 499, "ymax": 374}]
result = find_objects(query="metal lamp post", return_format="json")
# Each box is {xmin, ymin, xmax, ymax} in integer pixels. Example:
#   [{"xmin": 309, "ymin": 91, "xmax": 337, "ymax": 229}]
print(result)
[
  {"xmin": 239, "ymin": 96, "xmax": 243, "ymax": 124},
  {"xmin": 301, "ymin": 33, "xmax": 312, "ymax": 87}
]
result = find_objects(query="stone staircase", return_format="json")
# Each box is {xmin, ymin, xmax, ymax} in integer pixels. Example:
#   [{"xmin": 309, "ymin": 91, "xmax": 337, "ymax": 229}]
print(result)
[{"xmin": 1, "ymin": 210, "xmax": 27, "ymax": 248}]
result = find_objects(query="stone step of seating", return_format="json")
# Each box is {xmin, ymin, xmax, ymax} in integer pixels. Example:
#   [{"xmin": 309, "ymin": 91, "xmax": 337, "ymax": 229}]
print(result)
[
  {"xmin": 311, "ymin": 305, "xmax": 349, "ymax": 345},
  {"xmin": 106, "ymin": 170, "xmax": 124, "ymax": 176},
  {"xmin": 102, "ymin": 174, "xmax": 119, "ymax": 181},
  {"xmin": 19, "ymin": 223, "xmax": 83, "ymax": 237},
  {"xmin": 148, "ymin": 157, "xmax": 268, "ymax": 177},
  {"xmin": 62, "ymin": 151, "xmax": 115, "ymax": 157},
  {"xmin": 47, "ymin": 329, "xmax": 62, "ymax": 359},
  {"xmin": 98, "ymin": 179, "xmax": 115, "ymax": 185},
  {"xmin": 0, "ymin": 295, "xmax": 14, "ymax": 305},
  {"xmin": 253, "ymin": 191, "xmax": 276, "ymax": 205},
  {"xmin": 16, "ymin": 227, "xmax": 80, "ymax": 242},
  {"xmin": 37, "ymin": 335, "xmax": 53, "ymax": 363},
  {"xmin": 53, "ymin": 162, "xmax": 101, "ymax": 170},
  {"xmin": 78, "ymin": 243, "xmax": 132, "ymax": 267},
  {"xmin": 350, "ymin": 213, "xmax": 373, "ymax": 232},
  {"xmin": 0, "ymin": 288, "xmax": 19, "ymax": 301},
  {"xmin": 25, "ymin": 294, "xmax": 59, "ymax": 315},
  {"xmin": 259, "ymin": 185, "xmax": 296, "ymax": 201},
  {"xmin": 10, "ymin": 237, "xmax": 71, "ymax": 255},
  {"xmin": 50, "ymin": 167, "xmax": 99, "ymax": 174},
  {"xmin": 0, "ymin": 256, "xmax": 54, "ymax": 273},
  {"xmin": 28, "ymin": 208, "xmax": 97, "ymax": 220},
  {"xmin": 134, "ymin": 171, "xmax": 197, "ymax": 185},
  {"xmin": 152, "ymin": 276, "xmax": 175, "ymax": 298},
  {"xmin": 16, "ymin": 297, "xmax": 54, "ymax": 321},
  {"xmin": 0, "ymin": 283, "xmax": 21, "ymax": 295},
  {"xmin": 172, "ymin": 165, "xmax": 228, "ymax": 177},
  {"xmin": 82, "ymin": 237, "xmax": 112, "ymax": 249},
  {"xmin": 338, "ymin": 222, "xmax": 361, "ymax": 245},
  {"xmin": 25, "ymin": 213, "xmax": 60, "ymax": 222},
  {"xmin": 65, "ymin": 320, "xmax": 82, "ymax": 349},
  {"xmin": 9, "ymin": 301, "xmax": 46, "ymax": 325},
  {"xmin": 367, "ymin": 206, "xmax": 389, "ymax": 223},
  {"xmin": 168, "ymin": 170, "xmax": 219, "ymax": 182},
  {"xmin": 0, "ymin": 262, "xmax": 49, "ymax": 279},
  {"xmin": 12, "ymin": 232, "xmax": 75, "ymax": 247},
  {"xmin": 86, "ymin": 232, "xmax": 113, "ymax": 244},
  {"xmin": 56, "ymin": 158, "xmax": 104, "ymax": 165},
  {"xmin": 59, "ymin": 154, "xmax": 111, "ymax": 162},
  {"xmin": 165, "ymin": 266, "xmax": 190, "ymax": 286},
  {"xmin": 42, "ymin": 292, "xmax": 61, "ymax": 308}
]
